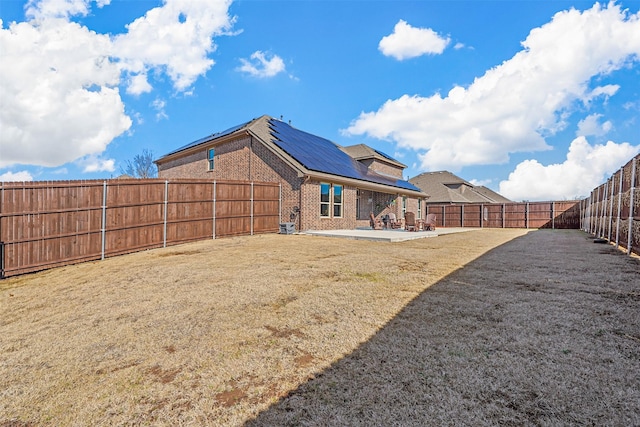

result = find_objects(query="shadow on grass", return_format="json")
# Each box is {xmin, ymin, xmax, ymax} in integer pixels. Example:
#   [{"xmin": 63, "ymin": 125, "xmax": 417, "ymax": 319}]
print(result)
[{"xmin": 246, "ymin": 229, "xmax": 640, "ymax": 426}]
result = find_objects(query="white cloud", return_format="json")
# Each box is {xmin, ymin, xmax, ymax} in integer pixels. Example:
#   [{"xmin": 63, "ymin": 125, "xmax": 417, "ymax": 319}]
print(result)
[
  {"xmin": 0, "ymin": 0, "xmax": 235, "ymax": 170},
  {"xmin": 378, "ymin": 19, "xmax": 450, "ymax": 60},
  {"xmin": 237, "ymin": 51, "xmax": 286, "ymax": 78},
  {"xmin": 80, "ymin": 156, "xmax": 115, "ymax": 173},
  {"xmin": 113, "ymin": 0, "xmax": 235, "ymax": 92},
  {"xmin": 499, "ymin": 137, "xmax": 640, "ymax": 201},
  {"xmin": 151, "ymin": 98, "xmax": 168, "ymax": 121},
  {"xmin": 127, "ymin": 73, "xmax": 152, "ymax": 95},
  {"xmin": 577, "ymin": 113, "xmax": 613, "ymax": 137},
  {"xmin": 346, "ymin": 3, "xmax": 640, "ymax": 171},
  {"xmin": 0, "ymin": 170, "xmax": 34, "ymax": 182}
]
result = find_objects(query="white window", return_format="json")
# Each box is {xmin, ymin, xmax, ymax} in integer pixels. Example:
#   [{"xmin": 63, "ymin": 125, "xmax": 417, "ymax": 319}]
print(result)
[
  {"xmin": 333, "ymin": 184, "xmax": 343, "ymax": 217},
  {"xmin": 208, "ymin": 148, "xmax": 215, "ymax": 171},
  {"xmin": 320, "ymin": 183, "xmax": 330, "ymax": 217},
  {"xmin": 320, "ymin": 183, "xmax": 343, "ymax": 218}
]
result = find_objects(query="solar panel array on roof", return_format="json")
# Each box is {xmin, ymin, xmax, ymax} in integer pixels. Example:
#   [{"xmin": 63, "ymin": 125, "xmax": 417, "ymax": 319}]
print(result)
[
  {"xmin": 268, "ymin": 119, "xmax": 421, "ymax": 192},
  {"xmin": 161, "ymin": 120, "xmax": 252, "ymax": 158}
]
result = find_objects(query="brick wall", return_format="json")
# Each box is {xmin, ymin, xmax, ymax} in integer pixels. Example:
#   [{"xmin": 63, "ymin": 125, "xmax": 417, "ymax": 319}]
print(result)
[
  {"xmin": 158, "ymin": 135, "xmax": 303, "ymax": 227},
  {"xmin": 157, "ymin": 135, "xmax": 424, "ymax": 232},
  {"xmin": 359, "ymin": 159, "xmax": 404, "ymax": 179},
  {"xmin": 300, "ymin": 180, "xmax": 358, "ymax": 230}
]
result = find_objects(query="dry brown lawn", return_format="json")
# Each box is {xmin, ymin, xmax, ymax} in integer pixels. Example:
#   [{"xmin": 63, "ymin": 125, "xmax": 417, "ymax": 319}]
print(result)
[{"xmin": 1, "ymin": 229, "xmax": 638, "ymax": 426}]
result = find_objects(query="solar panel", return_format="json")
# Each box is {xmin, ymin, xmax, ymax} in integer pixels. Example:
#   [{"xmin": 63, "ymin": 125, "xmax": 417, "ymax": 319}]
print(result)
[{"xmin": 268, "ymin": 119, "xmax": 421, "ymax": 192}]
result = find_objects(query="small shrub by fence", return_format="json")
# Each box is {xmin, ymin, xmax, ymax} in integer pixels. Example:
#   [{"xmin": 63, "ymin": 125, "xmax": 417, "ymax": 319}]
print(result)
[
  {"xmin": 426, "ymin": 201, "xmax": 581, "ymax": 230},
  {"xmin": 0, "ymin": 179, "xmax": 281, "ymax": 278},
  {"xmin": 581, "ymin": 154, "xmax": 639, "ymax": 256}
]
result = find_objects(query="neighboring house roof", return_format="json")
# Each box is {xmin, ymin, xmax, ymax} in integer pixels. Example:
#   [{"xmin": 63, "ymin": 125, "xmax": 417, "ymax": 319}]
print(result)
[
  {"xmin": 472, "ymin": 186, "xmax": 512, "ymax": 203},
  {"xmin": 410, "ymin": 171, "xmax": 511, "ymax": 204},
  {"xmin": 157, "ymin": 115, "xmax": 425, "ymax": 196}
]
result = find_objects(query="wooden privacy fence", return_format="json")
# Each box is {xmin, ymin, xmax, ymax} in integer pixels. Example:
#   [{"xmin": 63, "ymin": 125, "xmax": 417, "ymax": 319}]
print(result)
[
  {"xmin": 0, "ymin": 179, "xmax": 281, "ymax": 278},
  {"xmin": 580, "ymin": 154, "xmax": 639, "ymax": 256},
  {"xmin": 426, "ymin": 201, "xmax": 581, "ymax": 230}
]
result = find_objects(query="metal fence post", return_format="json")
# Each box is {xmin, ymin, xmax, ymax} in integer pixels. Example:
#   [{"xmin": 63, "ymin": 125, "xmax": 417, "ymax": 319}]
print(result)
[
  {"xmin": 627, "ymin": 158, "xmax": 637, "ymax": 255},
  {"xmin": 0, "ymin": 182, "xmax": 3, "ymax": 279},
  {"xmin": 607, "ymin": 178, "xmax": 615, "ymax": 242},
  {"xmin": 443, "ymin": 206, "xmax": 446, "ymax": 228},
  {"xmin": 101, "ymin": 180, "xmax": 107, "ymax": 260},
  {"xmin": 250, "ymin": 182, "xmax": 254, "ymax": 236},
  {"xmin": 213, "ymin": 181, "xmax": 217, "ymax": 239},
  {"xmin": 599, "ymin": 182, "xmax": 608, "ymax": 238},
  {"xmin": 163, "ymin": 180, "xmax": 168, "ymax": 248},
  {"xmin": 616, "ymin": 167, "xmax": 624, "ymax": 249}
]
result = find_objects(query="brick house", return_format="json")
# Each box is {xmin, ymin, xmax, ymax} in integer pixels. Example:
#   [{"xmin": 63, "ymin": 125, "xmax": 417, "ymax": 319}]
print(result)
[{"xmin": 155, "ymin": 115, "xmax": 427, "ymax": 231}]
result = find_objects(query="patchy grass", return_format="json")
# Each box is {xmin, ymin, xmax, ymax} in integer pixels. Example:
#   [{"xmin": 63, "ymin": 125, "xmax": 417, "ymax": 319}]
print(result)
[{"xmin": 1, "ymin": 229, "xmax": 638, "ymax": 426}]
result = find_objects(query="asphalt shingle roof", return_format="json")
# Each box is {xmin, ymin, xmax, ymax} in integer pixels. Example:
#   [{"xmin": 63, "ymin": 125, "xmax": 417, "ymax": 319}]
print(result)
[{"xmin": 410, "ymin": 171, "xmax": 511, "ymax": 204}]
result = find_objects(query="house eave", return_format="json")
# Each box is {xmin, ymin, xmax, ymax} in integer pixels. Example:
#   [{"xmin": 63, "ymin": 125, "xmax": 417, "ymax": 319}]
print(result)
[{"xmin": 304, "ymin": 170, "xmax": 428, "ymax": 198}]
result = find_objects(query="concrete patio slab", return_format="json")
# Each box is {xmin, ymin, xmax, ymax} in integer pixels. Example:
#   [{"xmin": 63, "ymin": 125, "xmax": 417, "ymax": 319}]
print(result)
[{"xmin": 303, "ymin": 227, "xmax": 476, "ymax": 242}]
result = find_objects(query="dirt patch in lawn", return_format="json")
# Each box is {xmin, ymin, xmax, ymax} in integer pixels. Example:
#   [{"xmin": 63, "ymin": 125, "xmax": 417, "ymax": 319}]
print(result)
[{"xmin": 1, "ymin": 229, "xmax": 638, "ymax": 426}]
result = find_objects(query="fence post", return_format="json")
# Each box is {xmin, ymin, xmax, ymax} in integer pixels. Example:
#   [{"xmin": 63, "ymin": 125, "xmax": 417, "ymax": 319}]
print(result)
[
  {"xmin": 601, "ymin": 182, "xmax": 609, "ymax": 238},
  {"xmin": 163, "ymin": 180, "xmax": 168, "ymax": 248},
  {"xmin": 627, "ymin": 158, "xmax": 637, "ymax": 255},
  {"xmin": 616, "ymin": 167, "xmax": 624, "ymax": 249},
  {"xmin": 443, "ymin": 206, "xmax": 446, "ymax": 228},
  {"xmin": 551, "ymin": 202, "xmax": 555, "ymax": 230},
  {"xmin": 213, "ymin": 181, "xmax": 217, "ymax": 239},
  {"xmin": 101, "ymin": 180, "xmax": 107, "ymax": 260},
  {"xmin": 250, "ymin": 182, "xmax": 254, "ymax": 236},
  {"xmin": 526, "ymin": 202, "xmax": 529, "ymax": 229},
  {"xmin": 595, "ymin": 187, "xmax": 602, "ymax": 235},
  {"xmin": 607, "ymin": 178, "xmax": 615, "ymax": 242},
  {"xmin": 0, "ymin": 182, "xmax": 3, "ymax": 279},
  {"xmin": 461, "ymin": 204, "xmax": 464, "ymax": 227},
  {"xmin": 502, "ymin": 204, "xmax": 505, "ymax": 229}
]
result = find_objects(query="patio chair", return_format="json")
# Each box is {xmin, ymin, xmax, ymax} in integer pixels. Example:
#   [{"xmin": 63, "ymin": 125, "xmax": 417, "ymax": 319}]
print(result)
[
  {"xmin": 425, "ymin": 213, "xmax": 437, "ymax": 231},
  {"xmin": 387, "ymin": 212, "xmax": 402, "ymax": 229},
  {"xmin": 404, "ymin": 211, "xmax": 417, "ymax": 231},
  {"xmin": 369, "ymin": 212, "xmax": 382, "ymax": 230}
]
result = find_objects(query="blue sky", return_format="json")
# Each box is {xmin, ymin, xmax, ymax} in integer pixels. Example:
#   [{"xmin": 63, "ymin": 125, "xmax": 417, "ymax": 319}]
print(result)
[{"xmin": 1, "ymin": 0, "xmax": 639, "ymax": 201}]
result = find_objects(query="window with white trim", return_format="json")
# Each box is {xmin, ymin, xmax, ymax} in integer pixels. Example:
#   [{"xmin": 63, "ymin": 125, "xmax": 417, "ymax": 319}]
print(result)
[
  {"xmin": 208, "ymin": 148, "xmax": 215, "ymax": 171},
  {"xmin": 333, "ymin": 184, "xmax": 343, "ymax": 217},
  {"xmin": 320, "ymin": 183, "xmax": 343, "ymax": 218}
]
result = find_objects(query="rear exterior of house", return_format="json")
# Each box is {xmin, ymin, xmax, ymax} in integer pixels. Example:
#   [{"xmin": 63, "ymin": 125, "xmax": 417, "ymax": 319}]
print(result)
[{"xmin": 155, "ymin": 115, "xmax": 427, "ymax": 231}]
